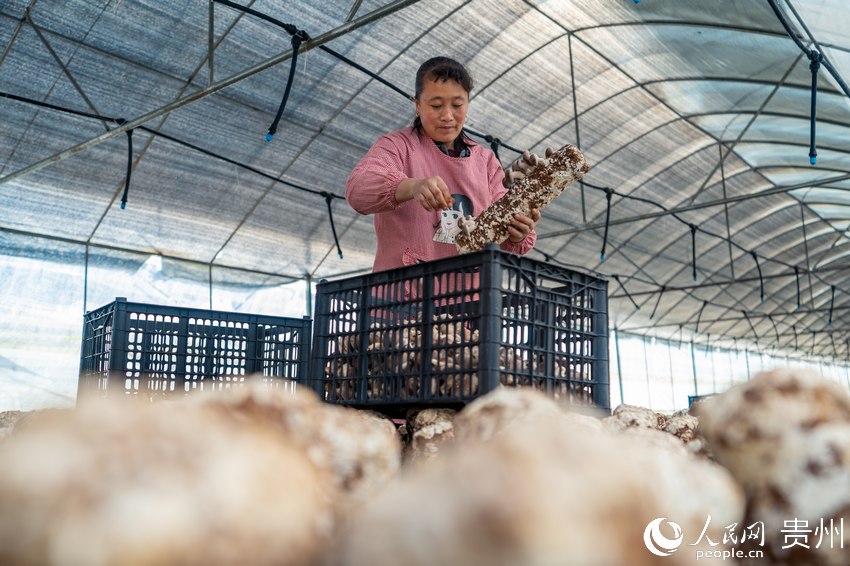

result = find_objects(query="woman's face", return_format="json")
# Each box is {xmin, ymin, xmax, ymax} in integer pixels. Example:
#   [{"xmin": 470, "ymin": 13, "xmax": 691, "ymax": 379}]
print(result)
[{"xmin": 415, "ymin": 78, "xmax": 469, "ymax": 148}]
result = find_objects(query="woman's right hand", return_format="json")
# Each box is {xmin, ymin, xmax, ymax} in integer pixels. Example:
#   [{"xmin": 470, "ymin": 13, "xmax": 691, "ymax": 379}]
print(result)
[{"xmin": 396, "ymin": 176, "xmax": 454, "ymax": 211}]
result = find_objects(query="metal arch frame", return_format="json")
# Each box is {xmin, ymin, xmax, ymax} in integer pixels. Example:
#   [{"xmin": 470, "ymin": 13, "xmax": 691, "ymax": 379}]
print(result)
[
  {"xmin": 561, "ymin": 11, "xmax": 848, "ymax": 116},
  {"xmin": 674, "ymin": 242, "xmax": 844, "ymax": 334},
  {"xmin": 4, "ymin": 8, "xmax": 840, "ymax": 217},
  {"xmin": 640, "ymin": 164, "xmax": 850, "ymax": 263},
  {"xmin": 735, "ymin": 213, "xmax": 841, "ymax": 262},
  {"xmin": 541, "ymin": 43, "xmax": 805, "ymax": 302},
  {"xmin": 775, "ymin": 0, "xmax": 850, "ymax": 99},
  {"xmin": 468, "ymin": 34, "xmax": 569, "ymax": 104},
  {"xmin": 225, "ymin": 0, "xmax": 470, "ymax": 279},
  {"xmin": 617, "ymin": 302, "xmax": 844, "ymax": 333},
  {"xmin": 539, "ymin": 143, "xmax": 850, "ymax": 243},
  {"xmin": 811, "ymin": 245, "xmax": 850, "ymax": 270},
  {"xmin": 546, "ymin": 143, "xmax": 761, "ymax": 237},
  {"xmin": 552, "ymin": 106, "xmax": 849, "ymax": 222},
  {"xmin": 611, "ymin": 301, "xmax": 828, "ymax": 356},
  {"xmin": 0, "ymin": 8, "xmax": 324, "ymax": 126},
  {"xmin": 23, "ymin": 10, "xmax": 112, "ymax": 133},
  {"xmin": 692, "ymin": 316, "xmax": 850, "ymax": 356},
  {"xmin": 607, "ymin": 174, "xmax": 850, "ymax": 331},
  {"xmin": 745, "ymin": 226, "xmax": 850, "ymax": 298},
  {"xmin": 525, "ymin": 75, "xmax": 845, "ymax": 159},
  {"xmin": 606, "ymin": 263, "xmax": 735, "ymax": 335},
  {"xmin": 0, "ymin": 3, "xmax": 114, "ymax": 178},
  {"xmin": 544, "ymin": 86, "xmax": 824, "ymax": 240},
  {"xmin": 490, "ymin": 10, "xmax": 848, "ymax": 346},
  {"xmin": 621, "ymin": 305, "xmax": 850, "ymax": 344},
  {"xmin": 499, "ymin": 12, "xmax": 832, "ymax": 146},
  {"xmin": 794, "ymin": 183, "xmax": 850, "ymax": 196},
  {"xmin": 7, "ymin": 7, "xmax": 826, "ymax": 177},
  {"xmin": 609, "ymin": 262, "xmax": 850, "ymax": 300},
  {"xmin": 539, "ymin": 167, "xmax": 850, "ymax": 240},
  {"xmin": 3, "ymin": 2, "xmax": 849, "ymax": 344},
  {"xmin": 3, "ymin": 6, "xmax": 843, "ymax": 185},
  {"xmin": 462, "ymin": 12, "xmax": 838, "ymax": 165},
  {"xmin": 85, "ymin": 1, "xmax": 262, "ymax": 252},
  {"xmin": 510, "ymin": 7, "xmax": 848, "ymax": 335},
  {"xmin": 580, "ymin": 166, "xmax": 834, "ymax": 340},
  {"xmin": 644, "ymin": 307, "xmax": 850, "ymax": 356},
  {"xmin": 562, "ymin": 162, "xmax": 849, "ymax": 336},
  {"xmin": 465, "ymin": 33, "xmax": 581, "ymax": 156},
  {"xmin": 0, "ymin": 0, "xmax": 423, "ymax": 286},
  {"xmin": 548, "ymin": 108, "xmax": 850, "ymax": 236},
  {"xmin": 609, "ymin": 215, "xmax": 850, "ymax": 345},
  {"xmin": 0, "ymin": 0, "xmax": 423, "ymax": 187},
  {"xmin": 521, "ymin": 14, "xmax": 850, "ymax": 347},
  {"xmin": 0, "ymin": 11, "xmax": 265, "ymax": 113},
  {"xmin": 0, "ymin": 0, "xmax": 39, "ymax": 68},
  {"xmin": 345, "ymin": 0, "xmax": 365, "ymax": 22}
]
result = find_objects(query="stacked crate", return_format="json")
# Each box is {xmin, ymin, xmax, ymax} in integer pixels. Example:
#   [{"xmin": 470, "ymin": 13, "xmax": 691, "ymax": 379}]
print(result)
[
  {"xmin": 310, "ymin": 246, "xmax": 609, "ymax": 415},
  {"xmin": 78, "ymin": 298, "xmax": 311, "ymax": 401}
]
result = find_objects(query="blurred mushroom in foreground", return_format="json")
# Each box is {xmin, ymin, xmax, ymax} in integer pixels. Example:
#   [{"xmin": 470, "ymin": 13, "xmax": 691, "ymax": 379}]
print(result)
[
  {"xmin": 333, "ymin": 387, "xmax": 743, "ymax": 566},
  {"xmin": 697, "ymin": 369, "xmax": 850, "ymax": 565},
  {"xmin": 0, "ymin": 390, "xmax": 335, "ymax": 566},
  {"xmin": 191, "ymin": 383, "xmax": 401, "ymax": 503}
]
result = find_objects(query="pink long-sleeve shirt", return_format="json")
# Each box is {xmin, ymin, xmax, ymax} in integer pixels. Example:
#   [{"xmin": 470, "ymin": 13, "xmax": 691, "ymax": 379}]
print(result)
[{"xmin": 346, "ymin": 127, "xmax": 536, "ymax": 273}]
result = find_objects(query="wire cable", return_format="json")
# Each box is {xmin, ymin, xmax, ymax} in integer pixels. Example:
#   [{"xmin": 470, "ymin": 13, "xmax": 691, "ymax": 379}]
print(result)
[
  {"xmin": 614, "ymin": 274, "xmax": 639, "ymax": 310},
  {"xmin": 808, "ymin": 49, "xmax": 821, "ymax": 164},
  {"xmin": 751, "ymin": 251, "xmax": 764, "ymax": 303},
  {"xmin": 600, "ymin": 188, "xmax": 612, "ymax": 260},
  {"xmin": 694, "ymin": 300, "xmax": 708, "ymax": 334},
  {"xmin": 829, "ymin": 285, "xmax": 835, "ymax": 327},
  {"xmin": 742, "ymin": 310, "xmax": 760, "ymax": 345},
  {"xmin": 767, "ymin": 314, "xmax": 781, "ymax": 343},
  {"xmin": 0, "ymin": 91, "xmax": 346, "ymax": 202},
  {"xmin": 121, "ymin": 126, "xmax": 133, "ymax": 209},
  {"xmin": 795, "ymin": 265, "xmax": 801, "ymax": 309},
  {"xmin": 649, "ymin": 284, "xmax": 666, "ymax": 320},
  {"xmin": 690, "ymin": 223, "xmax": 697, "ymax": 281},
  {"xmin": 266, "ymin": 31, "xmax": 308, "ymax": 141},
  {"xmin": 324, "ymin": 192, "xmax": 343, "ymax": 259}
]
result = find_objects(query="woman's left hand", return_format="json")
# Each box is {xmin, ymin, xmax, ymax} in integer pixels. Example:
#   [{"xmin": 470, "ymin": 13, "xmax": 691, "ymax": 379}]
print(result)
[{"xmin": 507, "ymin": 208, "xmax": 541, "ymax": 242}]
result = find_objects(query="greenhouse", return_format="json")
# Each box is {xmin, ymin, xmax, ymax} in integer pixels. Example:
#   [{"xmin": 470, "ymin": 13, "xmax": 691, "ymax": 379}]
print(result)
[{"xmin": 2, "ymin": 1, "xmax": 850, "ymax": 564}]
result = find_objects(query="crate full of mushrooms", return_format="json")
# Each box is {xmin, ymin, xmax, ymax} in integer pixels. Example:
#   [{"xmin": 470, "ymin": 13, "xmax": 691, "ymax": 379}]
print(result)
[{"xmin": 308, "ymin": 246, "xmax": 609, "ymax": 415}]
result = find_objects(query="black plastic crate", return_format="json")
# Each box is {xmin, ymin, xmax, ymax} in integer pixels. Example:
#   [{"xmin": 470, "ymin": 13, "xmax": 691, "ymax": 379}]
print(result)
[
  {"xmin": 309, "ymin": 246, "xmax": 609, "ymax": 415},
  {"xmin": 78, "ymin": 298, "xmax": 311, "ymax": 401}
]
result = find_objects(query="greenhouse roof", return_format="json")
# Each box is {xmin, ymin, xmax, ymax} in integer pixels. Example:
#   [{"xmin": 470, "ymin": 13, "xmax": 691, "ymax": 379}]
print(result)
[{"xmin": 2, "ymin": 0, "xmax": 850, "ymax": 359}]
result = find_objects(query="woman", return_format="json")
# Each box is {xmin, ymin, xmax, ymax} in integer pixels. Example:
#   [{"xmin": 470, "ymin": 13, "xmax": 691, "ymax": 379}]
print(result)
[{"xmin": 346, "ymin": 56, "xmax": 543, "ymax": 272}]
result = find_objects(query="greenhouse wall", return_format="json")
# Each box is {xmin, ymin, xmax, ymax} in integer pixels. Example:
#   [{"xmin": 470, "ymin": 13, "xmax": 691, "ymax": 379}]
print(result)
[
  {"xmin": 3, "ymin": 235, "xmax": 849, "ymax": 413},
  {"xmin": 610, "ymin": 329, "xmax": 850, "ymax": 413},
  {"xmin": 0, "ymin": 232, "xmax": 312, "ymax": 411}
]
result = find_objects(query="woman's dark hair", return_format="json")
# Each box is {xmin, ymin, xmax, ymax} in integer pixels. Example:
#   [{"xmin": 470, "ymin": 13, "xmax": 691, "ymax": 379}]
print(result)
[{"xmin": 412, "ymin": 56, "xmax": 474, "ymax": 134}]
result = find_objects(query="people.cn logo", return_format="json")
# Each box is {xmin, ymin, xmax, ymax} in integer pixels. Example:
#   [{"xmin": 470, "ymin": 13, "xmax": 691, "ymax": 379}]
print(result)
[{"xmin": 643, "ymin": 518, "xmax": 684, "ymax": 557}]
